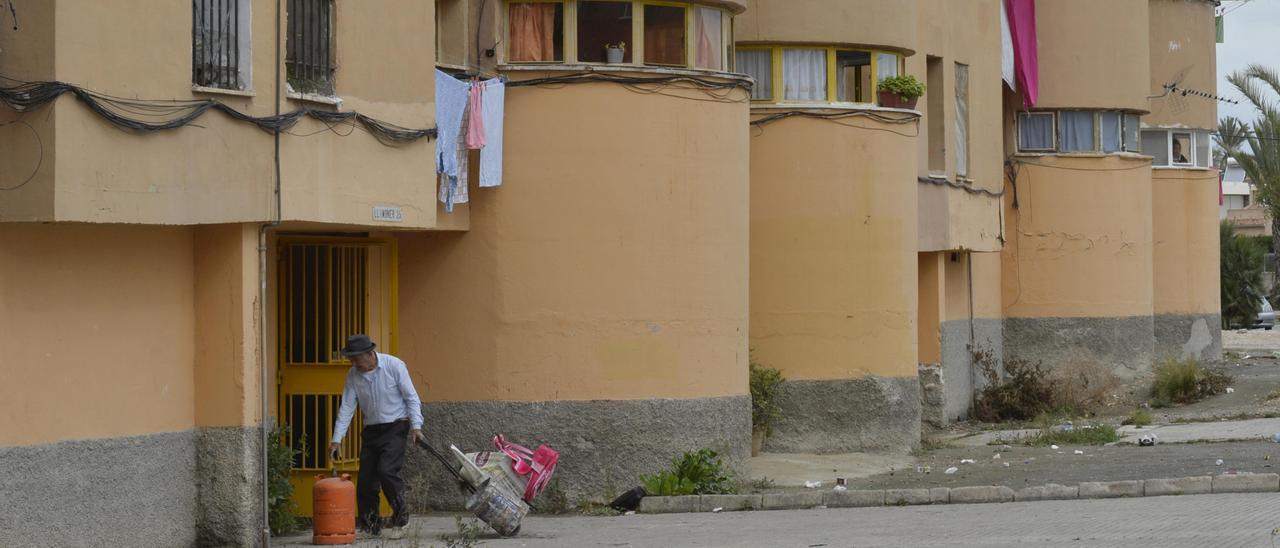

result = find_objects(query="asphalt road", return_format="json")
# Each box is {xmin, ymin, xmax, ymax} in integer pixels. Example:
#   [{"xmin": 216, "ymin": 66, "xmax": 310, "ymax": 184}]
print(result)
[{"xmin": 277, "ymin": 492, "xmax": 1280, "ymax": 547}]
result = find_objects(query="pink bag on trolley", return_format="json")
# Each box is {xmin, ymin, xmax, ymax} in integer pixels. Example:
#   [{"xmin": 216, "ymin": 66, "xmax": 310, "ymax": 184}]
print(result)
[{"xmin": 462, "ymin": 435, "xmax": 560, "ymax": 503}]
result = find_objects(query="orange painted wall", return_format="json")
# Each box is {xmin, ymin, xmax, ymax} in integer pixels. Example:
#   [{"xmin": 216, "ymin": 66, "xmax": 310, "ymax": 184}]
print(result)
[
  {"xmin": 397, "ymin": 75, "xmax": 750, "ymax": 402},
  {"xmin": 1032, "ymin": 0, "xmax": 1150, "ymax": 112},
  {"xmin": 1001, "ymin": 155, "xmax": 1154, "ymax": 319},
  {"xmin": 0, "ymin": 224, "xmax": 196, "ymax": 446},
  {"xmin": 750, "ymin": 115, "xmax": 919, "ymax": 381},
  {"xmin": 194, "ymin": 224, "xmax": 262, "ymax": 428},
  {"xmin": 1146, "ymin": 0, "xmax": 1217, "ymax": 130},
  {"xmin": 1152, "ymin": 168, "xmax": 1221, "ymax": 315},
  {"xmin": 736, "ymin": 0, "xmax": 917, "ymax": 53},
  {"xmin": 918, "ymin": 253, "xmax": 943, "ymax": 364}
]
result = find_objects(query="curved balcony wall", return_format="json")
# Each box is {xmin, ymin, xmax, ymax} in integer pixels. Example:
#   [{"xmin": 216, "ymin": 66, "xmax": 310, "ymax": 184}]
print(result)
[
  {"xmin": 1001, "ymin": 154, "xmax": 1156, "ymax": 377},
  {"xmin": 1151, "ymin": 167, "xmax": 1222, "ymax": 360},
  {"xmin": 749, "ymin": 108, "xmax": 922, "ymax": 454},
  {"xmin": 398, "ymin": 66, "xmax": 751, "ymax": 505},
  {"xmin": 1033, "ymin": 0, "xmax": 1150, "ymax": 112},
  {"xmin": 735, "ymin": 0, "xmax": 917, "ymax": 55}
]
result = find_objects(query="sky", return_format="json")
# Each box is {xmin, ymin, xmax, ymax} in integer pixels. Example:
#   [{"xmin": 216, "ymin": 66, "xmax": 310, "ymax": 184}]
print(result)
[{"xmin": 1216, "ymin": 0, "xmax": 1279, "ymax": 124}]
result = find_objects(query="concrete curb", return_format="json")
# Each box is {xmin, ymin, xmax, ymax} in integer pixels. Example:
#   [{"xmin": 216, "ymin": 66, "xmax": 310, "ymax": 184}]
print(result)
[{"xmin": 636, "ymin": 473, "xmax": 1280, "ymax": 514}]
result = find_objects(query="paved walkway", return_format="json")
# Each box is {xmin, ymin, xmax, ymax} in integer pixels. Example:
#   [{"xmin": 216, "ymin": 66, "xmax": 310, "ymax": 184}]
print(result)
[
  {"xmin": 1223, "ymin": 329, "xmax": 1280, "ymax": 352},
  {"xmin": 749, "ymin": 452, "xmax": 913, "ymax": 486},
  {"xmin": 276, "ymin": 493, "xmax": 1280, "ymax": 547},
  {"xmin": 1119, "ymin": 417, "xmax": 1280, "ymax": 444}
]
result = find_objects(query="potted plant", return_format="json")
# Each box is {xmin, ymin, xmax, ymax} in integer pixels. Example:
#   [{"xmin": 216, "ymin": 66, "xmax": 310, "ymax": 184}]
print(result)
[
  {"xmin": 877, "ymin": 74, "xmax": 926, "ymax": 110},
  {"xmin": 605, "ymin": 42, "xmax": 627, "ymax": 64},
  {"xmin": 749, "ymin": 355, "xmax": 784, "ymax": 457}
]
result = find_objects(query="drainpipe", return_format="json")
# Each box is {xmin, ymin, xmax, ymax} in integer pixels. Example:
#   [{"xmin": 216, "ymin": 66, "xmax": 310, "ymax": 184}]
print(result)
[{"xmin": 259, "ymin": 0, "xmax": 284, "ymax": 545}]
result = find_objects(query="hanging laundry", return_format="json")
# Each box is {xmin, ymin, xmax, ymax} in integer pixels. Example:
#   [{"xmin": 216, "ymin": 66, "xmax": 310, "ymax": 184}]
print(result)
[
  {"xmin": 440, "ymin": 102, "xmax": 471, "ymax": 212},
  {"xmin": 479, "ymin": 78, "xmax": 505, "ymax": 188},
  {"xmin": 466, "ymin": 79, "xmax": 486, "ymax": 150},
  {"xmin": 435, "ymin": 69, "xmax": 469, "ymax": 183}
]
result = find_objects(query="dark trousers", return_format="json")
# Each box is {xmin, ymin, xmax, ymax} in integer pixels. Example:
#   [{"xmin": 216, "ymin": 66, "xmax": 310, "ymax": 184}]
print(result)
[{"xmin": 357, "ymin": 419, "xmax": 409, "ymax": 530}]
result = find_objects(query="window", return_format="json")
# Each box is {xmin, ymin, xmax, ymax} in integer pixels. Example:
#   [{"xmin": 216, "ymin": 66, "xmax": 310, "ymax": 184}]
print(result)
[
  {"xmin": 691, "ymin": 7, "xmax": 724, "ymax": 70},
  {"xmin": 1171, "ymin": 132, "xmax": 1192, "ymax": 165},
  {"xmin": 508, "ymin": 1, "xmax": 565, "ymax": 63},
  {"xmin": 1018, "ymin": 112, "xmax": 1055, "ymax": 151},
  {"xmin": 955, "ymin": 63, "xmax": 969, "ymax": 177},
  {"xmin": 1058, "ymin": 111, "xmax": 1095, "ymax": 152},
  {"xmin": 783, "ymin": 48, "xmax": 827, "ymax": 102},
  {"xmin": 1141, "ymin": 128, "xmax": 1212, "ymax": 167},
  {"xmin": 1099, "ymin": 111, "xmax": 1121, "ymax": 153},
  {"xmin": 437, "ymin": 0, "xmax": 468, "ymax": 66},
  {"xmin": 1141, "ymin": 130, "xmax": 1169, "ymax": 165},
  {"xmin": 737, "ymin": 49, "xmax": 772, "ymax": 101},
  {"xmin": 1123, "ymin": 113, "xmax": 1140, "ymax": 152},
  {"xmin": 506, "ymin": 1, "xmax": 729, "ymax": 70},
  {"xmin": 736, "ymin": 46, "xmax": 903, "ymax": 106},
  {"xmin": 578, "ymin": 1, "xmax": 632, "ymax": 63},
  {"xmin": 193, "ymin": 0, "xmax": 251, "ymax": 90},
  {"xmin": 835, "ymin": 51, "xmax": 871, "ymax": 103},
  {"xmin": 644, "ymin": 4, "xmax": 686, "ymax": 66},
  {"xmin": 926, "ymin": 56, "xmax": 945, "ymax": 173},
  {"xmin": 286, "ymin": 0, "xmax": 335, "ymax": 95}
]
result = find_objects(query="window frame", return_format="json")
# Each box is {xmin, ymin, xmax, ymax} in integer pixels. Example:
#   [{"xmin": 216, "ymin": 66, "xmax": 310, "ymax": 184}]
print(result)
[
  {"xmin": 285, "ymin": 0, "xmax": 337, "ymax": 96},
  {"xmin": 193, "ymin": 0, "xmax": 253, "ymax": 91},
  {"xmin": 502, "ymin": 0, "xmax": 731, "ymax": 70},
  {"xmin": 735, "ymin": 45, "xmax": 774, "ymax": 101},
  {"xmin": 1017, "ymin": 111, "xmax": 1057, "ymax": 152},
  {"xmin": 1140, "ymin": 128, "xmax": 1215, "ymax": 168},
  {"xmin": 734, "ymin": 45, "xmax": 904, "ymax": 107}
]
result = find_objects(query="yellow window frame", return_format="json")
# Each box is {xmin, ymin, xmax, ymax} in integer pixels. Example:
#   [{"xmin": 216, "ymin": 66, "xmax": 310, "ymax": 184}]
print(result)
[
  {"xmin": 503, "ymin": 0, "xmax": 729, "ymax": 69},
  {"xmin": 737, "ymin": 45, "xmax": 902, "ymax": 106}
]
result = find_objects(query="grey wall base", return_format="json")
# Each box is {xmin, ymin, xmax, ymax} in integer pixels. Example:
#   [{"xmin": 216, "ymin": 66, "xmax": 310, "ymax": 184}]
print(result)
[
  {"xmin": 410, "ymin": 396, "xmax": 751, "ymax": 510},
  {"xmin": 940, "ymin": 318, "xmax": 1004, "ymax": 423},
  {"xmin": 0, "ymin": 431, "xmax": 199, "ymax": 548},
  {"xmin": 196, "ymin": 426, "xmax": 263, "ymax": 548},
  {"xmin": 0, "ymin": 427, "xmax": 266, "ymax": 548},
  {"xmin": 1154, "ymin": 313, "xmax": 1222, "ymax": 362},
  {"xmin": 1003, "ymin": 315, "xmax": 1155, "ymax": 378},
  {"xmin": 762, "ymin": 376, "xmax": 921, "ymax": 454}
]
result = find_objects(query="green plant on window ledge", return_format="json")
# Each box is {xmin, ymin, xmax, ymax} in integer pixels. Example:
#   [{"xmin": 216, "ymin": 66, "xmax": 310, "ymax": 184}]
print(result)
[{"xmin": 878, "ymin": 74, "xmax": 926, "ymax": 100}]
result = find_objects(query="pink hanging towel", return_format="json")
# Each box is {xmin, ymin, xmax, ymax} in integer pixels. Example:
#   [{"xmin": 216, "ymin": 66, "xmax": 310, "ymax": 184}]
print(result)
[
  {"xmin": 466, "ymin": 80, "xmax": 487, "ymax": 149},
  {"xmin": 1006, "ymin": 0, "xmax": 1039, "ymax": 108}
]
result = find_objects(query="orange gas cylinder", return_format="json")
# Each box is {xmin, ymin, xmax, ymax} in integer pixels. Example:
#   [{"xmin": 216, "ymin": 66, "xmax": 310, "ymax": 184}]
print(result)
[{"xmin": 312, "ymin": 474, "xmax": 356, "ymax": 545}]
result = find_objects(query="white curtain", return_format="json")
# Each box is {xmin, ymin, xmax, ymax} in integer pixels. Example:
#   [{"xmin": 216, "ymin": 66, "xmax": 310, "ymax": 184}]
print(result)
[
  {"xmin": 1000, "ymin": 0, "xmax": 1016, "ymax": 92},
  {"xmin": 1059, "ymin": 111, "xmax": 1094, "ymax": 152},
  {"xmin": 1100, "ymin": 111, "xmax": 1121, "ymax": 152},
  {"xmin": 692, "ymin": 8, "xmax": 723, "ymax": 70},
  {"xmin": 877, "ymin": 52, "xmax": 899, "ymax": 81},
  {"xmin": 954, "ymin": 63, "xmax": 969, "ymax": 176},
  {"xmin": 1018, "ymin": 113, "xmax": 1054, "ymax": 150},
  {"xmin": 783, "ymin": 48, "xmax": 827, "ymax": 101},
  {"xmin": 736, "ymin": 49, "xmax": 773, "ymax": 101}
]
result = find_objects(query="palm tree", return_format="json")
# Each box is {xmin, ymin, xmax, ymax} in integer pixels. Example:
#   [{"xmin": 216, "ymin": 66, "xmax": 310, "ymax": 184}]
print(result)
[{"xmin": 1225, "ymin": 65, "xmax": 1280, "ymax": 261}]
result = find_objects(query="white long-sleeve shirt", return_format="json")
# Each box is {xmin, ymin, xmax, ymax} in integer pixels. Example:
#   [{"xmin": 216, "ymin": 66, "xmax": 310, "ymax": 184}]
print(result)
[{"xmin": 331, "ymin": 353, "xmax": 425, "ymax": 443}]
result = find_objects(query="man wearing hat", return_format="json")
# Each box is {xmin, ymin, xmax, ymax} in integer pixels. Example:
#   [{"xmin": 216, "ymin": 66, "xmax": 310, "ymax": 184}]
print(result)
[{"xmin": 328, "ymin": 334, "xmax": 425, "ymax": 534}]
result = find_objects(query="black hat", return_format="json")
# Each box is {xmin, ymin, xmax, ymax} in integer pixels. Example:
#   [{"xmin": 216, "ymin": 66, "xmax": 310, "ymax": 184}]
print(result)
[{"xmin": 341, "ymin": 334, "xmax": 377, "ymax": 357}]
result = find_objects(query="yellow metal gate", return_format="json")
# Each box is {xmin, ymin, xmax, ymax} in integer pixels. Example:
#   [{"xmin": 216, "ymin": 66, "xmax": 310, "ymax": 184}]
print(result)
[{"xmin": 276, "ymin": 237, "xmax": 397, "ymax": 516}]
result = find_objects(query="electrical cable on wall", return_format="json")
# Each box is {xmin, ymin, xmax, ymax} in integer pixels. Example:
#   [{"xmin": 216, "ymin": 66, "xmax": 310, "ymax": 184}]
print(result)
[
  {"xmin": 0, "ymin": 119, "xmax": 40, "ymax": 191},
  {"xmin": 0, "ymin": 77, "xmax": 437, "ymax": 145},
  {"xmin": 917, "ymin": 175, "xmax": 1005, "ymax": 198},
  {"xmin": 504, "ymin": 72, "xmax": 751, "ymax": 103},
  {"xmin": 749, "ymin": 109, "xmax": 920, "ymax": 137}
]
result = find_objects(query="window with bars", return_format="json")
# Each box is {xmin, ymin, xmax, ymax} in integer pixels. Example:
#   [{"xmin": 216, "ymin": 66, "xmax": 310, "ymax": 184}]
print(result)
[
  {"xmin": 286, "ymin": 0, "xmax": 336, "ymax": 95},
  {"xmin": 193, "ymin": 0, "xmax": 251, "ymax": 90}
]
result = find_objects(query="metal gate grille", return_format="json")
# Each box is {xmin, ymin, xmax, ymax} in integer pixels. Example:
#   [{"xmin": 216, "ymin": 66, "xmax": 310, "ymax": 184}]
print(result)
[
  {"xmin": 284, "ymin": 393, "xmax": 363, "ymax": 469},
  {"xmin": 283, "ymin": 244, "xmax": 369, "ymax": 365},
  {"xmin": 193, "ymin": 0, "xmax": 244, "ymax": 89},
  {"xmin": 286, "ymin": 0, "xmax": 335, "ymax": 94}
]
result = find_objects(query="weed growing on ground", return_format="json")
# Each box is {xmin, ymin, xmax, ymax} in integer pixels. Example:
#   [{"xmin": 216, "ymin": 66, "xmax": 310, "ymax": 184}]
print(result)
[
  {"xmin": 1150, "ymin": 357, "xmax": 1233, "ymax": 407},
  {"xmin": 1030, "ymin": 423, "xmax": 1120, "ymax": 446},
  {"xmin": 439, "ymin": 516, "xmax": 485, "ymax": 548},
  {"xmin": 973, "ymin": 356, "xmax": 1056, "ymax": 422},
  {"xmin": 1267, "ymin": 389, "xmax": 1280, "ymax": 402},
  {"xmin": 749, "ymin": 476, "xmax": 776, "ymax": 491},
  {"xmin": 641, "ymin": 449, "xmax": 737, "ymax": 496},
  {"xmin": 267, "ymin": 426, "xmax": 304, "ymax": 535},
  {"xmin": 1121, "ymin": 409, "xmax": 1153, "ymax": 427}
]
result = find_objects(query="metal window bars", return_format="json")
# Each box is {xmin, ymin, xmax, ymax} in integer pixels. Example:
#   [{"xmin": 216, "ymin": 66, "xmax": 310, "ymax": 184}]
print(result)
[
  {"xmin": 192, "ymin": 0, "xmax": 243, "ymax": 90},
  {"xmin": 286, "ymin": 0, "xmax": 335, "ymax": 95}
]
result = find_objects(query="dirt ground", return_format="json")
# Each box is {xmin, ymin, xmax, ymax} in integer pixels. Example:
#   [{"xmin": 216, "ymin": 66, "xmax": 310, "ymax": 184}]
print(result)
[{"xmin": 1153, "ymin": 354, "xmax": 1280, "ymax": 423}]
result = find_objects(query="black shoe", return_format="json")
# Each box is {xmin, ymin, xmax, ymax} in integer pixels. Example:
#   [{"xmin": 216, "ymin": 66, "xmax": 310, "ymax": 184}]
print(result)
[{"xmin": 390, "ymin": 513, "xmax": 410, "ymax": 528}]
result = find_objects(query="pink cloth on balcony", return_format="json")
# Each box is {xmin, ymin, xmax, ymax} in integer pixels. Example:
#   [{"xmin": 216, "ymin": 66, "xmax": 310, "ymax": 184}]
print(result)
[
  {"xmin": 1006, "ymin": 0, "xmax": 1039, "ymax": 108},
  {"xmin": 466, "ymin": 79, "xmax": 486, "ymax": 149}
]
